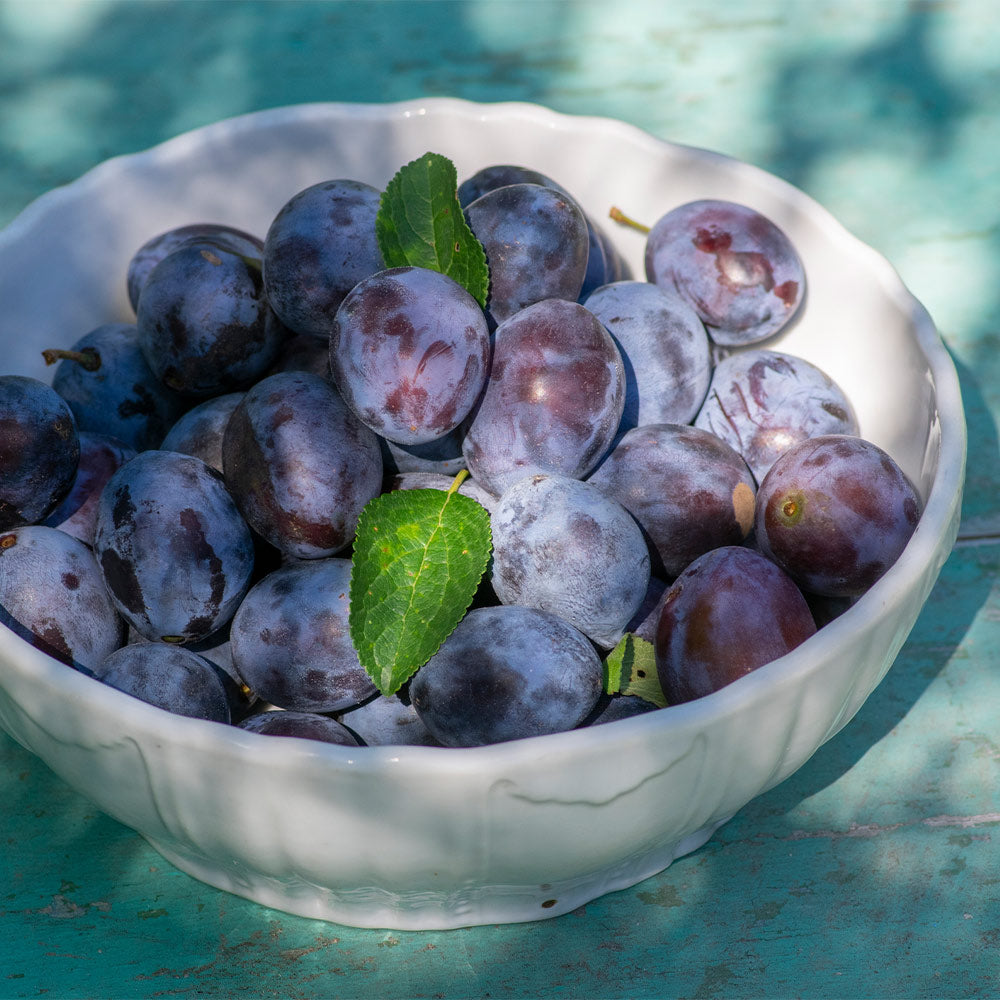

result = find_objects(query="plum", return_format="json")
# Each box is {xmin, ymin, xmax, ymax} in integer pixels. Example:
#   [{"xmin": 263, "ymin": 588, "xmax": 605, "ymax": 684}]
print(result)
[
  {"xmin": 0, "ymin": 375, "xmax": 80, "ymax": 529},
  {"xmin": 0, "ymin": 525, "xmax": 126, "ymax": 671},
  {"xmin": 462, "ymin": 299, "xmax": 625, "ymax": 497},
  {"xmin": 490, "ymin": 473, "xmax": 650, "ymax": 648},
  {"xmin": 588, "ymin": 423, "xmax": 756, "ymax": 578},
  {"xmin": 645, "ymin": 199, "xmax": 805, "ymax": 346},
  {"xmin": 754, "ymin": 434, "xmax": 922, "ymax": 597},
  {"xmin": 694, "ymin": 349, "xmax": 858, "ymax": 483},
  {"xmin": 410, "ymin": 605, "xmax": 603, "ymax": 746},
  {"xmin": 655, "ymin": 546, "xmax": 816, "ymax": 703}
]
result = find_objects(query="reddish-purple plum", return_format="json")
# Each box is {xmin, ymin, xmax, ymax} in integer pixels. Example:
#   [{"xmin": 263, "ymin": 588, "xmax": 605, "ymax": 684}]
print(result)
[
  {"xmin": 462, "ymin": 299, "xmax": 625, "ymax": 497},
  {"xmin": 655, "ymin": 546, "xmax": 816, "ymax": 703},
  {"xmin": 588, "ymin": 423, "xmax": 756, "ymax": 578},
  {"xmin": 645, "ymin": 199, "xmax": 805, "ymax": 346},
  {"xmin": 222, "ymin": 371, "xmax": 383, "ymax": 559},
  {"xmin": 755, "ymin": 434, "xmax": 922, "ymax": 597},
  {"xmin": 330, "ymin": 266, "xmax": 491, "ymax": 445}
]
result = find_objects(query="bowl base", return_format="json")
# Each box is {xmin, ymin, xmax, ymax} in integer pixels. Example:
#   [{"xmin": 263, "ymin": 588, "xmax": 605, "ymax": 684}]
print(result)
[{"xmin": 144, "ymin": 818, "xmax": 730, "ymax": 930}]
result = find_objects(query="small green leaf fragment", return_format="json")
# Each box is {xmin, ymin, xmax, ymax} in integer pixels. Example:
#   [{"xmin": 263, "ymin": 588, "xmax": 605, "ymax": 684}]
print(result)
[
  {"xmin": 349, "ymin": 479, "xmax": 492, "ymax": 696},
  {"xmin": 602, "ymin": 633, "xmax": 668, "ymax": 708},
  {"xmin": 375, "ymin": 151, "xmax": 489, "ymax": 308}
]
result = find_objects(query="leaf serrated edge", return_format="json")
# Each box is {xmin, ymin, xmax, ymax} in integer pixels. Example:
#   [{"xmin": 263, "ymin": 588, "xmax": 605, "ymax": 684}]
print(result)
[
  {"xmin": 348, "ymin": 477, "xmax": 492, "ymax": 697},
  {"xmin": 374, "ymin": 151, "xmax": 490, "ymax": 309}
]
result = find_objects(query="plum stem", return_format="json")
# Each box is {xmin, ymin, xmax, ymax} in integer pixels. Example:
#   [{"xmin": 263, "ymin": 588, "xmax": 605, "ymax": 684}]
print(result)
[
  {"xmin": 41, "ymin": 347, "xmax": 102, "ymax": 371},
  {"xmin": 447, "ymin": 469, "xmax": 470, "ymax": 495},
  {"xmin": 609, "ymin": 206, "xmax": 651, "ymax": 235}
]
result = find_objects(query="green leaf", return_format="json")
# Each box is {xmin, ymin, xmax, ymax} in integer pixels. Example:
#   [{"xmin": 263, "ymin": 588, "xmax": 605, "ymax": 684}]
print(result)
[
  {"xmin": 349, "ymin": 472, "xmax": 492, "ymax": 696},
  {"xmin": 375, "ymin": 151, "xmax": 489, "ymax": 308},
  {"xmin": 603, "ymin": 633, "xmax": 669, "ymax": 708}
]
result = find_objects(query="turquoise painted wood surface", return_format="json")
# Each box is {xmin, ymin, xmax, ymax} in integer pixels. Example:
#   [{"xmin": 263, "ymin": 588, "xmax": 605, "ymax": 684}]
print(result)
[{"xmin": 1, "ymin": 1, "xmax": 998, "ymax": 997}]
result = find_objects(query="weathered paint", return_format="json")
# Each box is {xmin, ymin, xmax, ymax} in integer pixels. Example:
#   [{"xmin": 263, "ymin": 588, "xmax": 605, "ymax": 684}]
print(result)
[{"xmin": 2, "ymin": 1, "xmax": 1000, "ymax": 996}]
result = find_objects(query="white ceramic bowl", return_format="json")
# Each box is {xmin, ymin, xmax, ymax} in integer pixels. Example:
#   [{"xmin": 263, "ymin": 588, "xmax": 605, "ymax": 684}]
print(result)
[{"xmin": 0, "ymin": 100, "xmax": 965, "ymax": 930}]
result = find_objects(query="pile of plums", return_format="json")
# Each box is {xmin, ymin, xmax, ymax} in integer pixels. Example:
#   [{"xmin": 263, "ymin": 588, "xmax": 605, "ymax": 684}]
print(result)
[{"xmin": 0, "ymin": 163, "xmax": 922, "ymax": 748}]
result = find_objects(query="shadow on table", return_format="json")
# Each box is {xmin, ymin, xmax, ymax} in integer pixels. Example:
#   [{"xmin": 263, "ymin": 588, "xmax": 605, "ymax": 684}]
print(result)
[
  {"xmin": 0, "ymin": 0, "xmax": 562, "ymax": 226},
  {"xmin": 721, "ymin": 0, "xmax": 1000, "ymax": 821}
]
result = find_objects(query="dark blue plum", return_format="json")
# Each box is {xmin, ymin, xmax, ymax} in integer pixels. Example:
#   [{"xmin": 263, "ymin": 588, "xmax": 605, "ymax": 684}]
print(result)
[
  {"xmin": 588, "ymin": 423, "xmax": 756, "ymax": 579},
  {"xmin": 263, "ymin": 179, "xmax": 383, "ymax": 339},
  {"xmin": 465, "ymin": 183, "xmax": 590, "ymax": 326},
  {"xmin": 230, "ymin": 557, "xmax": 377, "ymax": 713},
  {"xmin": 583, "ymin": 694, "xmax": 660, "ymax": 727},
  {"xmin": 222, "ymin": 371, "xmax": 383, "ymax": 559},
  {"xmin": 94, "ymin": 449, "xmax": 255, "ymax": 643},
  {"xmin": 0, "ymin": 525, "xmax": 126, "ymax": 672},
  {"xmin": 42, "ymin": 431, "xmax": 136, "ymax": 545},
  {"xmin": 645, "ymin": 199, "xmax": 806, "ymax": 346},
  {"xmin": 126, "ymin": 222, "xmax": 263, "ymax": 312},
  {"xmin": 95, "ymin": 642, "xmax": 231, "ymax": 723},
  {"xmin": 186, "ymin": 628, "xmax": 257, "ymax": 722},
  {"xmin": 456, "ymin": 164, "xmax": 630, "ymax": 300},
  {"xmin": 755, "ymin": 434, "xmax": 923, "ymax": 597},
  {"xmin": 137, "ymin": 241, "xmax": 283, "ymax": 397},
  {"xmin": 409, "ymin": 605, "xmax": 604, "ymax": 746},
  {"xmin": 379, "ymin": 426, "xmax": 467, "ymax": 479},
  {"xmin": 337, "ymin": 692, "xmax": 441, "ymax": 747},
  {"xmin": 160, "ymin": 392, "xmax": 245, "ymax": 473},
  {"xmin": 490, "ymin": 474, "xmax": 650, "ymax": 648},
  {"xmin": 238, "ymin": 710, "xmax": 361, "ymax": 746},
  {"xmin": 462, "ymin": 299, "xmax": 625, "ymax": 497},
  {"xmin": 457, "ymin": 164, "xmax": 562, "ymax": 207},
  {"xmin": 580, "ymin": 218, "xmax": 632, "ymax": 300},
  {"xmin": 655, "ymin": 546, "xmax": 817, "ymax": 704},
  {"xmin": 0, "ymin": 375, "xmax": 79, "ymax": 529},
  {"xmin": 694, "ymin": 349, "xmax": 858, "ymax": 484},
  {"xmin": 583, "ymin": 281, "xmax": 712, "ymax": 436},
  {"xmin": 46, "ymin": 322, "xmax": 187, "ymax": 451},
  {"xmin": 264, "ymin": 327, "xmax": 332, "ymax": 379},
  {"xmin": 330, "ymin": 266, "xmax": 491, "ymax": 445}
]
